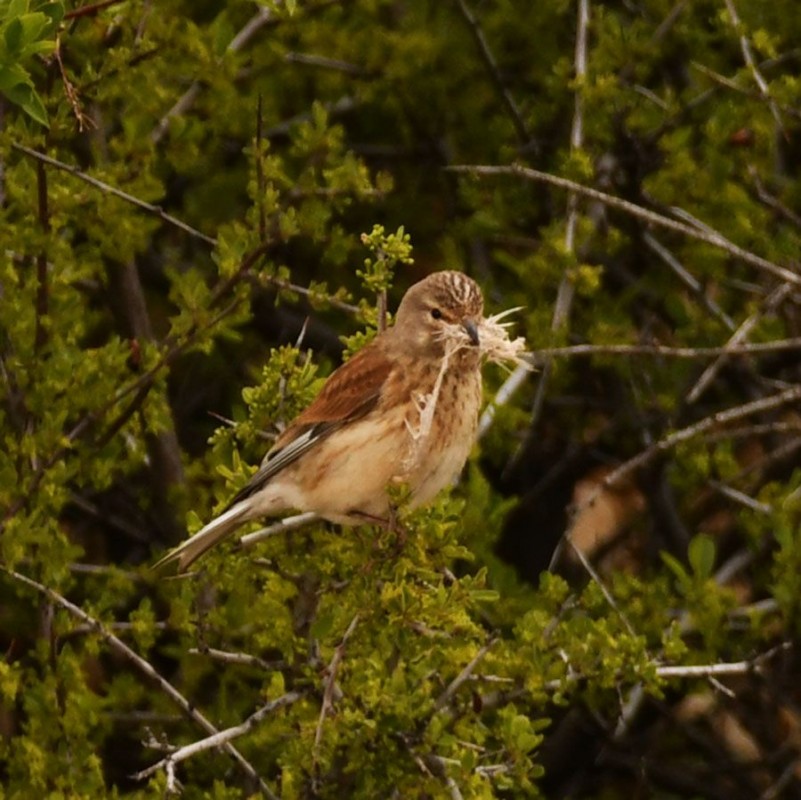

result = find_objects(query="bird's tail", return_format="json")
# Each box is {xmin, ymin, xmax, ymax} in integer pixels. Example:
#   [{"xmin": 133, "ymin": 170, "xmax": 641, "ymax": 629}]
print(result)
[{"xmin": 153, "ymin": 501, "xmax": 252, "ymax": 572}]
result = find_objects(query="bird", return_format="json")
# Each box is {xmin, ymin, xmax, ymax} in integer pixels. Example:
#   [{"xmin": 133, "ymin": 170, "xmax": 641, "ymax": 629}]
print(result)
[{"xmin": 156, "ymin": 270, "xmax": 494, "ymax": 572}]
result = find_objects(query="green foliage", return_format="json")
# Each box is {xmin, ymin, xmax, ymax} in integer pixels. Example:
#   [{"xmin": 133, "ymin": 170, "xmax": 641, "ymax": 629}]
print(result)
[
  {"xmin": 1, "ymin": 0, "xmax": 800, "ymax": 796},
  {"xmin": 0, "ymin": 0, "xmax": 63, "ymax": 125}
]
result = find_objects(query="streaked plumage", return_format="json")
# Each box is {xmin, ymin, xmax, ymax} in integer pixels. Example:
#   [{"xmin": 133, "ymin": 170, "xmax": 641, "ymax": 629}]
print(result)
[{"xmin": 156, "ymin": 271, "xmax": 487, "ymax": 571}]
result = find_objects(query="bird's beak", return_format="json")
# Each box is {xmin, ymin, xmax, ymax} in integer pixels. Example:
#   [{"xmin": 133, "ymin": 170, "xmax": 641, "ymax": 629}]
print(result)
[{"xmin": 463, "ymin": 319, "xmax": 480, "ymax": 346}]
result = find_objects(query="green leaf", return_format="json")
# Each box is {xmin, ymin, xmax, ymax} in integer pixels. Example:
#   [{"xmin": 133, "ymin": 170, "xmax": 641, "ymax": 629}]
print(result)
[
  {"xmin": 1, "ymin": 79, "xmax": 48, "ymax": 125},
  {"xmin": 4, "ymin": 16, "xmax": 22, "ymax": 52},
  {"xmin": 4, "ymin": 0, "xmax": 29, "ymax": 21},
  {"xmin": 688, "ymin": 534, "xmax": 716, "ymax": 581}
]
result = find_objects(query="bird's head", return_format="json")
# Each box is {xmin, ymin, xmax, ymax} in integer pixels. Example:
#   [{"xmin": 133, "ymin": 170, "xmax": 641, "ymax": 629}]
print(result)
[{"xmin": 394, "ymin": 271, "xmax": 484, "ymax": 356}]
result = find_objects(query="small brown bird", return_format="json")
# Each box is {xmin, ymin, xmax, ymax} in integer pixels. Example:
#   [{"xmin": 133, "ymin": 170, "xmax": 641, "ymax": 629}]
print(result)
[{"xmin": 156, "ymin": 271, "xmax": 520, "ymax": 571}]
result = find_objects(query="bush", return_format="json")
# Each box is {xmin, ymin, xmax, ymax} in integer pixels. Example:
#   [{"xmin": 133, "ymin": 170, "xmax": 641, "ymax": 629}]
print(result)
[{"xmin": 2, "ymin": 1, "xmax": 800, "ymax": 797}]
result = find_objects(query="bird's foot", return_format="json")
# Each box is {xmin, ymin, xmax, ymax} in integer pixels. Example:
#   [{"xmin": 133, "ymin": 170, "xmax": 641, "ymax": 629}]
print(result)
[{"xmin": 350, "ymin": 507, "xmax": 408, "ymax": 559}]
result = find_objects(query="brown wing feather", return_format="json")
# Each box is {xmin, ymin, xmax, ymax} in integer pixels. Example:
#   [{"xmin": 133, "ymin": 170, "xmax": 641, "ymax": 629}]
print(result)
[
  {"xmin": 275, "ymin": 338, "xmax": 393, "ymax": 444},
  {"xmin": 225, "ymin": 338, "xmax": 394, "ymax": 508}
]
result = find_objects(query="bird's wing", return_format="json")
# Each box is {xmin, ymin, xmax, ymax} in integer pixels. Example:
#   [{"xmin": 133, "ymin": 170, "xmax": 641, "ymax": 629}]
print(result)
[{"xmin": 225, "ymin": 341, "xmax": 393, "ymax": 506}]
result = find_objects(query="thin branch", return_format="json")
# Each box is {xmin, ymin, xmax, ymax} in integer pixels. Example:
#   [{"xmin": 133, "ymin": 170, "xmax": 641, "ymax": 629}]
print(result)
[
  {"xmin": 134, "ymin": 692, "xmax": 303, "ymax": 785},
  {"xmin": 35, "ymin": 158, "xmax": 50, "ymax": 354},
  {"xmin": 54, "ymin": 36, "xmax": 93, "ymax": 131},
  {"xmin": 448, "ymin": 164, "xmax": 801, "ymax": 288},
  {"xmin": 151, "ymin": 5, "xmax": 274, "ymax": 144},
  {"xmin": 643, "ymin": 233, "xmax": 736, "ymax": 330},
  {"xmin": 723, "ymin": 0, "xmax": 785, "ymax": 135},
  {"xmin": 189, "ymin": 646, "xmax": 285, "ymax": 671},
  {"xmin": 483, "ymin": 1, "xmax": 587, "ymax": 449},
  {"xmin": 64, "ymin": 0, "xmax": 128, "ymax": 19},
  {"xmin": 655, "ymin": 642, "xmax": 791, "ymax": 678},
  {"xmin": 284, "ymin": 51, "xmax": 366, "ymax": 76},
  {"xmin": 434, "ymin": 639, "xmax": 495, "ymax": 713},
  {"xmin": 691, "ymin": 61, "xmax": 801, "ymax": 122},
  {"xmin": 239, "ymin": 512, "xmax": 320, "ymax": 548},
  {"xmin": 2, "ymin": 567, "xmax": 274, "ymax": 795},
  {"xmin": 453, "ymin": 0, "xmax": 530, "ymax": 145},
  {"xmin": 686, "ymin": 282, "xmax": 793, "ymax": 404},
  {"xmin": 598, "ymin": 383, "xmax": 801, "ymax": 496},
  {"xmin": 530, "ymin": 337, "xmax": 801, "ymax": 360},
  {"xmin": 314, "ymin": 614, "xmax": 359, "ymax": 754},
  {"xmin": 565, "ymin": 535, "xmax": 636, "ymax": 636},
  {"xmin": 263, "ymin": 275, "xmax": 361, "ymax": 315},
  {"xmin": 749, "ymin": 168, "xmax": 801, "ymax": 229},
  {"xmin": 477, "ymin": 363, "xmax": 530, "ymax": 438},
  {"xmin": 708, "ymin": 480, "xmax": 772, "ymax": 514},
  {"xmin": 525, "ymin": 0, "xmax": 589, "ymax": 432},
  {"xmin": 420, "ymin": 754, "xmax": 466, "ymax": 800},
  {"xmin": 262, "ymin": 95, "xmax": 358, "ymax": 139},
  {"xmin": 11, "ymin": 144, "xmax": 217, "ymax": 246}
]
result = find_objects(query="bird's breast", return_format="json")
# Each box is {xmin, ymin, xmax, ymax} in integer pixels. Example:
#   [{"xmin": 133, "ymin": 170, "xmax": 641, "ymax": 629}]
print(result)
[{"xmin": 397, "ymin": 356, "xmax": 482, "ymax": 506}]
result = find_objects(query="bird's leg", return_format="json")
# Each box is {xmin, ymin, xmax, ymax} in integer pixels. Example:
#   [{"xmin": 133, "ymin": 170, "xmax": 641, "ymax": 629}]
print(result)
[
  {"xmin": 349, "ymin": 507, "xmax": 407, "ymax": 556},
  {"xmin": 387, "ymin": 504, "xmax": 407, "ymax": 551},
  {"xmin": 349, "ymin": 509, "xmax": 391, "ymax": 528}
]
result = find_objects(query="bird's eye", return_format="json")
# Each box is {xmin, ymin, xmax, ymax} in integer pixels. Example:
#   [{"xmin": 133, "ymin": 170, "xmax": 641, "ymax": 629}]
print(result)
[{"xmin": 430, "ymin": 308, "xmax": 443, "ymax": 320}]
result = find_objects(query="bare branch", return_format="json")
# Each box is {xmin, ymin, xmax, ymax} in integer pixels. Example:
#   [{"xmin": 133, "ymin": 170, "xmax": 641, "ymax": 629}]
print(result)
[
  {"xmin": 564, "ymin": 535, "xmax": 636, "ymax": 636},
  {"xmin": 454, "ymin": 0, "xmax": 530, "ymax": 145},
  {"xmin": 239, "ymin": 512, "xmax": 320, "ymax": 548},
  {"xmin": 448, "ymin": 163, "xmax": 801, "ymax": 287},
  {"xmin": 530, "ymin": 337, "xmax": 801, "ymax": 360},
  {"xmin": 285, "ymin": 51, "xmax": 366, "ymax": 76},
  {"xmin": 723, "ymin": 0, "xmax": 785, "ymax": 135},
  {"xmin": 655, "ymin": 642, "xmax": 791, "ymax": 679},
  {"xmin": 749, "ymin": 168, "xmax": 801, "ymax": 228},
  {"xmin": 188, "ymin": 646, "xmax": 286, "ymax": 671},
  {"xmin": 134, "ymin": 692, "xmax": 303, "ymax": 786},
  {"xmin": 151, "ymin": 6, "xmax": 274, "ymax": 144},
  {"xmin": 434, "ymin": 639, "xmax": 495, "ymax": 713},
  {"xmin": 54, "ymin": 36, "xmax": 94, "ymax": 132},
  {"xmin": 643, "ymin": 233, "xmax": 736, "ymax": 330},
  {"xmin": 314, "ymin": 614, "xmax": 360, "ymax": 754},
  {"xmin": 11, "ymin": 144, "xmax": 217, "ymax": 246},
  {"xmin": 526, "ymin": 0, "xmax": 589, "ymax": 430},
  {"xmin": 477, "ymin": 363, "xmax": 530, "ymax": 438},
  {"xmin": 691, "ymin": 61, "xmax": 801, "ymax": 121},
  {"xmin": 601, "ymin": 383, "xmax": 801, "ymax": 495},
  {"xmin": 262, "ymin": 275, "xmax": 361, "ymax": 316},
  {"xmin": 708, "ymin": 480, "xmax": 772, "ymax": 514},
  {"xmin": 483, "ymin": 2, "xmax": 588, "ymax": 448},
  {"xmin": 687, "ymin": 282, "xmax": 793, "ymax": 404}
]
